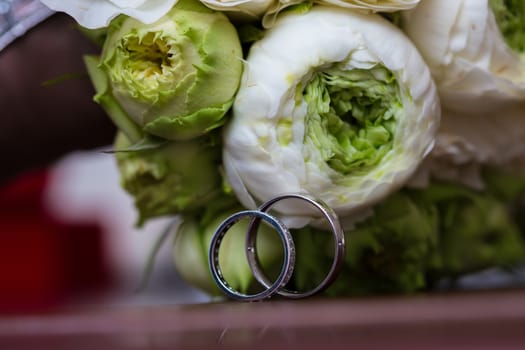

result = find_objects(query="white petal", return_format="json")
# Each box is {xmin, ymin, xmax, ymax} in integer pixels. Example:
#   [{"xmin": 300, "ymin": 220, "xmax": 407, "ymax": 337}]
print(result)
[
  {"xmin": 318, "ymin": 0, "xmax": 420, "ymax": 12},
  {"xmin": 200, "ymin": 0, "xmax": 275, "ymax": 19},
  {"xmin": 109, "ymin": 0, "xmax": 148, "ymax": 7},
  {"xmin": 40, "ymin": 0, "xmax": 177, "ymax": 28}
]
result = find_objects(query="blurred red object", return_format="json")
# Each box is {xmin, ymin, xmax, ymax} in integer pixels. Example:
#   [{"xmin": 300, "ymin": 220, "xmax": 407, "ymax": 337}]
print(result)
[{"xmin": 0, "ymin": 170, "xmax": 113, "ymax": 313}]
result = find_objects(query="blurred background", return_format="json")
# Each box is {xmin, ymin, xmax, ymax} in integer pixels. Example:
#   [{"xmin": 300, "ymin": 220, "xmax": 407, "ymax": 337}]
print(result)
[{"xmin": 0, "ymin": 1, "xmax": 208, "ymax": 314}]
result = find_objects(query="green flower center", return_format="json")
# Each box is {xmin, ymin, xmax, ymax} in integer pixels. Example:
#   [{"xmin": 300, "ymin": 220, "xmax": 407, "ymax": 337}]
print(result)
[
  {"xmin": 302, "ymin": 65, "xmax": 402, "ymax": 175},
  {"xmin": 111, "ymin": 31, "xmax": 182, "ymax": 103},
  {"xmin": 124, "ymin": 32, "xmax": 176, "ymax": 76},
  {"xmin": 489, "ymin": 0, "xmax": 525, "ymax": 53}
]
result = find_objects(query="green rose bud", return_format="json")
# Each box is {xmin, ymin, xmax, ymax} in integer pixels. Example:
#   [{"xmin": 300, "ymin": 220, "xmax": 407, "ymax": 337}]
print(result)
[
  {"xmin": 87, "ymin": 0, "xmax": 243, "ymax": 142},
  {"xmin": 114, "ymin": 132, "xmax": 222, "ymax": 226}
]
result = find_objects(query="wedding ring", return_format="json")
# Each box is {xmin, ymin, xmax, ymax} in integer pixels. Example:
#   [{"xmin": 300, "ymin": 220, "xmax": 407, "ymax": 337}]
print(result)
[
  {"xmin": 208, "ymin": 210, "xmax": 296, "ymax": 301},
  {"xmin": 246, "ymin": 194, "xmax": 345, "ymax": 299}
]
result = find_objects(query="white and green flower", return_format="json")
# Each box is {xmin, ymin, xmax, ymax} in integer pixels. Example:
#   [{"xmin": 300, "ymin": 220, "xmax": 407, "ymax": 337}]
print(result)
[
  {"xmin": 223, "ymin": 6, "xmax": 440, "ymax": 228},
  {"xmin": 85, "ymin": 0, "xmax": 243, "ymax": 141},
  {"xmin": 402, "ymin": 0, "xmax": 525, "ymax": 108},
  {"xmin": 402, "ymin": 0, "xmax": 525, "ymax": 187}
]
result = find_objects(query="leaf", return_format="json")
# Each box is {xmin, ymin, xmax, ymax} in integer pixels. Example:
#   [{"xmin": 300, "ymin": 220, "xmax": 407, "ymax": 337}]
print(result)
[
  {"xmin": 105, "ymin": 135, "xmax": 168, "ymax": 153},
  {"xmin": 41, "ymin": 72, "xmax": 87, "ymax": 87}
]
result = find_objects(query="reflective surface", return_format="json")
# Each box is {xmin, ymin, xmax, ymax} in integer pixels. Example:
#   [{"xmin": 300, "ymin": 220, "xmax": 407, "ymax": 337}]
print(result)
[{"xmin": 1, "ymin": 290, "xmax": 524, "ymax": 350}]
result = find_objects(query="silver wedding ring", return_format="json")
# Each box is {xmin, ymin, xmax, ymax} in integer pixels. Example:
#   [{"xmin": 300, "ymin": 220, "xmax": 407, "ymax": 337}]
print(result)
[
  {"xmin": 246, "ymin": 193, "xmax": 345, "ymax": 299},
  {"xmin": 208, "ymin": 194, "xmax": 346, "ymax": 301},
  {"xmin": 208, "ymin": 210, "xmax": 295, "ymax": 301}
]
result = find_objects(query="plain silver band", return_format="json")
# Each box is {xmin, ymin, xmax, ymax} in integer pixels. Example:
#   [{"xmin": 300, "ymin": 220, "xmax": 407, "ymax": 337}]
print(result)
[
  {"xmin": 208, "ymin": 210, "xmax": 296, "ymax": 301},
  {"xmin": 246, "ymin": 194, "xmax": 345, "ymax": 299}
]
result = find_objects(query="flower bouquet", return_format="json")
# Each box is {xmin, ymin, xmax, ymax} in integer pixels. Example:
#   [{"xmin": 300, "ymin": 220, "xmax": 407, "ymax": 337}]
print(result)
[{"xmin": 40, "ymin": 0, "xmax": 525, "ymax": 297}]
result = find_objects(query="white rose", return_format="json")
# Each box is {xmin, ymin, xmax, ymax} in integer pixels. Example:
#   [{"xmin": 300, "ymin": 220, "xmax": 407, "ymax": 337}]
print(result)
[
  {"xmin": 223, "ymin": 6, "xmax": 439, "ymax": 228},
  {"xmin": 402, "ymin": 0, "xmax": 525, "ymax": 187}
]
